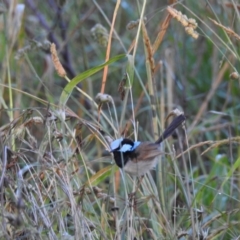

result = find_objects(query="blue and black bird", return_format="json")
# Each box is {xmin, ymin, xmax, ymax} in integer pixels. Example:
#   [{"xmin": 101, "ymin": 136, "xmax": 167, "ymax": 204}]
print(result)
[{"xmin": 110, "ymin": 114, "xmax": 186, "ymax": 176}]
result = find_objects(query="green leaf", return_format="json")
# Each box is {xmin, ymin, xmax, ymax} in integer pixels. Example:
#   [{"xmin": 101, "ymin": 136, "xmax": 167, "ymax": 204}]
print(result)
[
  {"xmin": 125, "ymin": 54, "xmax": 135, "ymax": 87},
  {"xmin": 85, "ymin": 165, "xmax": 118, "ymax": 187},
  {"xmin": 59, "ymin": 54, "xmax": 126, "ymax": 106}
]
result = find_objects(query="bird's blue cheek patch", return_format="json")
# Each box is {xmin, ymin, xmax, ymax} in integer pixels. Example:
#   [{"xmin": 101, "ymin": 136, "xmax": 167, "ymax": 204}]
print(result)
[
  {"xmin": 110, "ymin": 138, "xmax": 141, "ymax": 153},
  {"xmin": 132, "ymin": 141, "xmax": 141, "ymax": 150},
  {"xmin": 119, "ymin": 144, "xmax": 132, "ymax": 152},
  {"xmin": 110, "ymin": 138, "xmax": 123, "ymax": 151},
  {"xmin": 118, "ymin": 141, "xmax": 141, "ymax": 152}
]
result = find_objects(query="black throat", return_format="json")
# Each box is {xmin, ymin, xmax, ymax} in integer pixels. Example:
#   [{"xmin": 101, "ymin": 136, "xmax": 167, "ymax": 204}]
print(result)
[{"xmin": 111, "ymin": 138, "xmax": 137, "ymax": 168}]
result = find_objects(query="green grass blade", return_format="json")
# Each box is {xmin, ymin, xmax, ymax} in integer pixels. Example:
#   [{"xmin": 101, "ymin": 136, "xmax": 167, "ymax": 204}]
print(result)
[
  {"xmin": 85, "ymin": 165, "xmax": 118, "ymax": 187},
  {"xmin": 60, "ymin": 54, "xmax": 126, "ymax": 106},
  {"xmin": 126, "ymin": 54, "xmax": 134, "ymax": 87}
]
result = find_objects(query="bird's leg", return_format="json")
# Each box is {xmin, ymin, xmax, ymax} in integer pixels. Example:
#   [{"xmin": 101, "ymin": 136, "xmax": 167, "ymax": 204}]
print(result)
[{"xmin": 128, "ymin": 175, "xmax": 144, "ymax": 202}]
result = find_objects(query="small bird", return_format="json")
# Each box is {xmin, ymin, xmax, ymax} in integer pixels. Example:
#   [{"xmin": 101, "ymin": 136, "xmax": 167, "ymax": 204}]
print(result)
[{"xmin": 110, "ymin": 114, "xmax": 185, "ymax": 176}]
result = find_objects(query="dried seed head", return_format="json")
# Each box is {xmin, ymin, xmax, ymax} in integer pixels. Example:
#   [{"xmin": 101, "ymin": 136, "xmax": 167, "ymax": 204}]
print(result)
[
  {"xmin": 188, "ymin": 18, "xmax": 198, "ymax": 29},
  {"xmin": 95, "ymin": 93, "xmax": 113, "ymax": 104},
  {"xmin": 50, "ymin": 43, "xmax": 66, "ymax": 77},
  {"xmin": 181, "ymin": 15, "xmax": 189, "ymax": 27},
  {"xmin": 191, "ymin": 30, "xmax": 199, "ymax": 39},
  {"xmin": 126, "ymin": 20, "xmax": 139, "ymax": 30},
  {"xmin": 167, "ymin": 6, "xmax": 199, "ymax": 39},
  {"xmin": 15, "ymin": 40, "xmax": 51, "ymax": 60},
  {"xmin": 91, "ymin": 23, "xmax": 108, "ymax": 47},
  {"xmin": 185, "ymin": 27, "xmax": 199, "ymax": 39},
  {"xmin": 230, "ymin": 71, "xmax": 240, "ymax": 80},
  {"xmin": 126, "ymin": 17, "xmax": 147, "ymax": 30}
]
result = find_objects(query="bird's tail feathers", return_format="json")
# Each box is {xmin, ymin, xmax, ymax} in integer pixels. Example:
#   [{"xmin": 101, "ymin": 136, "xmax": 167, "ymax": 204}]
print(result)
[{"xmin": 155, "ymin": 114, "xmax": 186, "ymax": 144}]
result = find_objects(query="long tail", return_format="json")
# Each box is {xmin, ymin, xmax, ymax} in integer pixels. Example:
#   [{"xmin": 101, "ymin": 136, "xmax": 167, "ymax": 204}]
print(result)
[{"xmin": 155, "ymin": 114, "xmax": 186, "ymax": 144}]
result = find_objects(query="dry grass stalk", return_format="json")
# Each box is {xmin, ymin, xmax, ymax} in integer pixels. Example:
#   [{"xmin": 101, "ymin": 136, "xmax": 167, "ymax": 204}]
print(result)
[
  {"xmin": 225, "ymin": 2, "xmax": 240, "ymax": 10},
  {"xmin": 201, "ymin": 136, "xmax": 240, "ymax": 155},
  {"xmin": 202, "ymin": 208, "xmax": 240, "ymax": 229},
  {"xmin": 189, "ymin": 58, "xmax": 232, "ymax": 131},
  {"xmin": 101, "ymin": 0, "xmax": 121, "ymax": 94},
  {"xmin": 50, "ymin": 43, "xmax": 66, "ymax": 77},
  {"xmin": 142, "ymin": 22, "xmax": 155, "ymax": 73},
  {"xmin": 176, "ymin": 136, "xmax": 240, "ymax": 158},
  {"xmin": 165, "ymin": 48, "xmax": 174, "ymax": 114},
  {"xmin": 209, "ymin": 18, "xmax": 240, "ymax": 41},
  {"xmin": 199, "ymin": 122, "xmax": 232, "ymax": 133},
  {"xmin": 121, "ymin": 88, "xmax": 145, "ymax": 136},
  {"xmin": 167, "ymin": 6, "xmax": 199, "ymax": 39},
  {"xmin": 176, "ymin": 140, "xmax": 215, "ymax": 159},
  {"xmin": 127, "ymin": 39, "xmax": 136, "ymax": 54},
  {"xmin": 152, "ymin": 13, "xmax": 172, "ymax": 54}
]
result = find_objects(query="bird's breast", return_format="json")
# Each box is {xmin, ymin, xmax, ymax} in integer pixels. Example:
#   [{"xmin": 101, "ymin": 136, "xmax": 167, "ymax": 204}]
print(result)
[{"xmin": 123, "ymin": 157, "xmax": 159, "ymax": 176}]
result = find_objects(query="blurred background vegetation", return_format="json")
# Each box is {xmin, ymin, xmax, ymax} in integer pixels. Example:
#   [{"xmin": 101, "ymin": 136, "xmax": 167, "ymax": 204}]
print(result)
[{"xmin": 0, "ymin": 0, "xmax": 240, "ymax": 239}]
